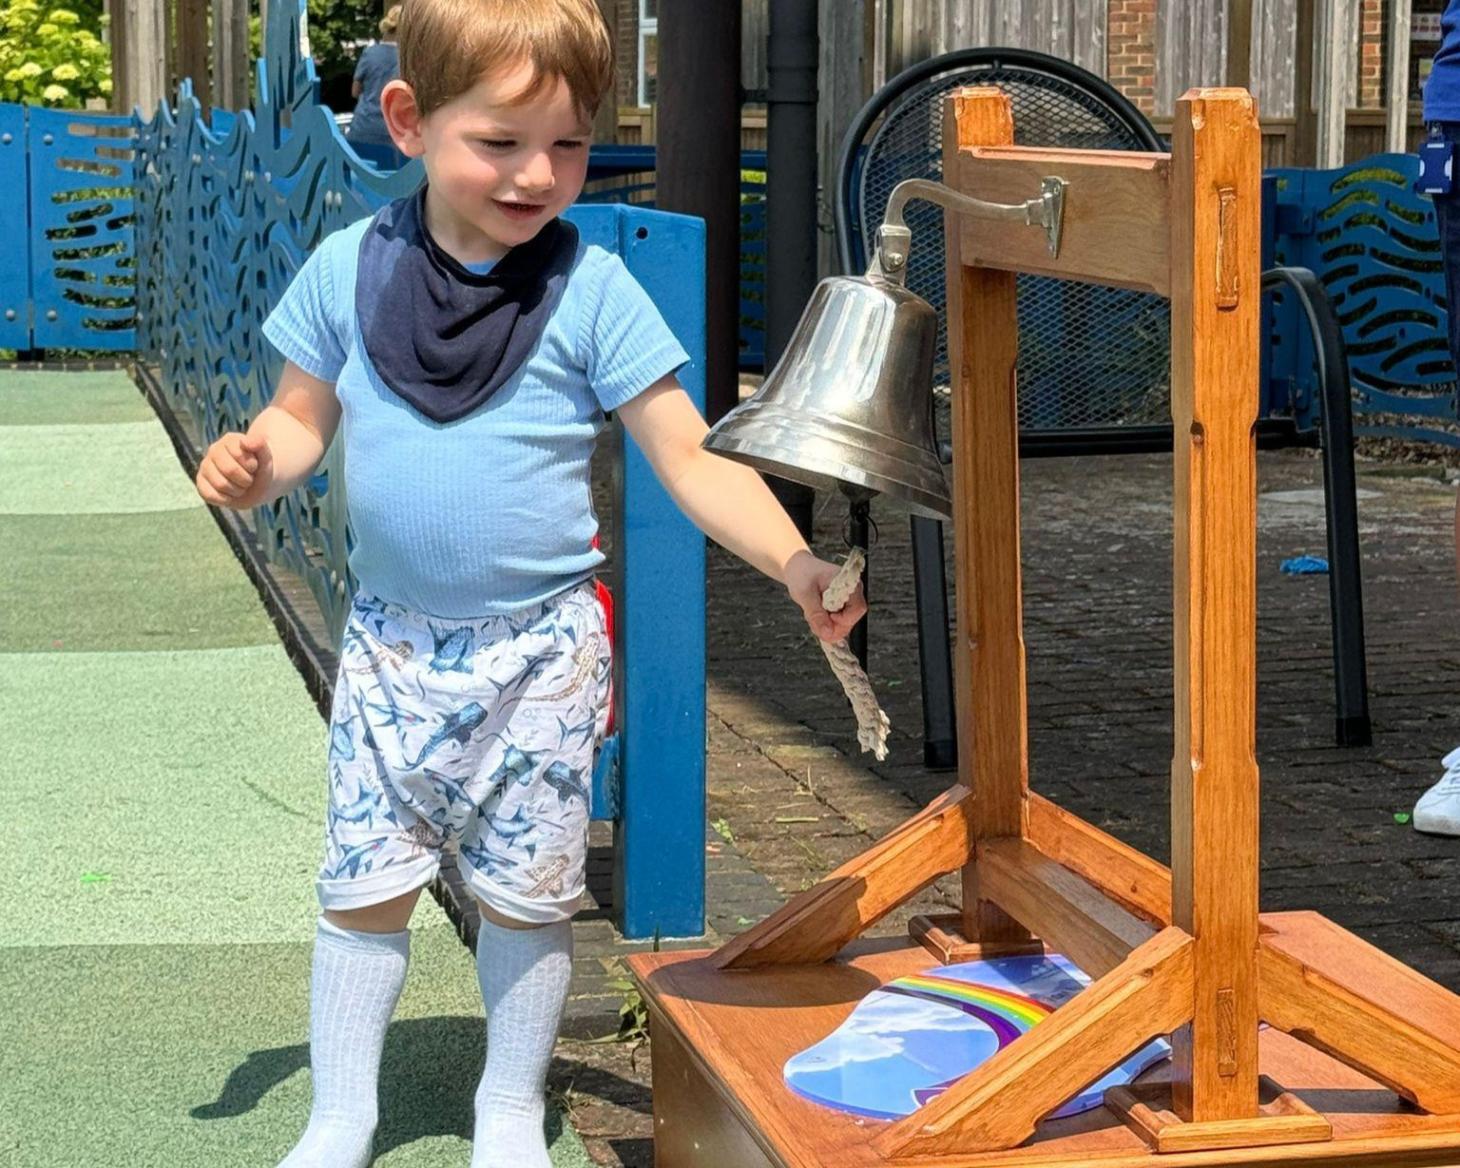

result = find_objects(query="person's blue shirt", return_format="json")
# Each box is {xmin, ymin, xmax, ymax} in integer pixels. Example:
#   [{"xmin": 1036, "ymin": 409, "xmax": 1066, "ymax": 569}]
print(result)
[
  {"xmin": 348, "ymin": 42, "xmax": 398, "ymax": 146},
  {"xmin": 1426, "ymin": 0, "xmax": 1460, "ymax": 121},
  {"xmin": 261, "ymin": 215, "xmax": 690, "ymax": 619}
]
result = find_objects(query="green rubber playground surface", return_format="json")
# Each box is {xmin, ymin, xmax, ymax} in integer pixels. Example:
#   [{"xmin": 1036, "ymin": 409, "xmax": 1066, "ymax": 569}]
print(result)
[{"xmin": 1, "ymin": 369, "xmax": 591, "ymax": 1166}]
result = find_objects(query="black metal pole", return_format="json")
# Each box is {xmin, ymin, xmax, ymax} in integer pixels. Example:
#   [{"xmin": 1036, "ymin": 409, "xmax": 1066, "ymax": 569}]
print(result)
[
  {"xmin": 1262, "ymin": 266, "xmax": 1371, "ymax": 747},
  {"xmin": 657, "ymin": 0, "xmax": 741, "ymax": 423},
  {"xmin": 763, "ymin": 0, "xmax": 818, "ymax": 544}
]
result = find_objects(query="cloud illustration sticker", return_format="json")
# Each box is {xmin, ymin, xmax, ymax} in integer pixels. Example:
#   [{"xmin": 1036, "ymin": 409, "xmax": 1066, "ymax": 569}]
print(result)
[{"xmin": 784, "ymin": 953, "xmax": 1169, "ymax": 1121}]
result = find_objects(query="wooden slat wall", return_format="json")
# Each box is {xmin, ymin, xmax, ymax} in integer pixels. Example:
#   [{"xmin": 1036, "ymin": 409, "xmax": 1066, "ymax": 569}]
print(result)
[
  {"xmin": 1252, "ymin": 0, "xmax": 1298, "ymax": 117},
  {"xmin": 1156, "ymin": 0, "xmax": 1226, "ymax": 114},
  {"xmin": 886, "ymin": 0, "xmax": 1106, "ymax": 77}
]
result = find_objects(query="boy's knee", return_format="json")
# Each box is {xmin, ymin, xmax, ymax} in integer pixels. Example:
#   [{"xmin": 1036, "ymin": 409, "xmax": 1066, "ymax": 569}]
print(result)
[{"xmin": 476, "ymin": 898, "xmax": 568, "ymax": 931}]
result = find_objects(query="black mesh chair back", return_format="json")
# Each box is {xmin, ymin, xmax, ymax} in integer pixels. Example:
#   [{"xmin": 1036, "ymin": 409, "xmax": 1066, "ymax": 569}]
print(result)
[{"xmin": 836, "ymin": 48, "xmax": 1168, "ymax": 445}]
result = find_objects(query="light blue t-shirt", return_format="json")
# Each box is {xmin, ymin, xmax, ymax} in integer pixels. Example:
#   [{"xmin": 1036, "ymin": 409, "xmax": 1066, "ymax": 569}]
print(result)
[{"xmin": 261, "ymin": 215, "xmax": 690, "ymax": 618}]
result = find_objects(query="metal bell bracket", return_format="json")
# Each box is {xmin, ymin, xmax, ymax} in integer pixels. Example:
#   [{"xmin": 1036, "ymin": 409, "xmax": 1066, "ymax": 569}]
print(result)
[{"xmin": 871, "ymin": 175, "xmax": 1067, "ymax": 284}]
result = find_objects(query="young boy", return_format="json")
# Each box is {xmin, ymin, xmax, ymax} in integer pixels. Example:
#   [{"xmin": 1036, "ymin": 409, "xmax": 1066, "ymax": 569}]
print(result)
[{"xmin": 193, "ymin": 1, "xmax": 866, "ymax": 1165}]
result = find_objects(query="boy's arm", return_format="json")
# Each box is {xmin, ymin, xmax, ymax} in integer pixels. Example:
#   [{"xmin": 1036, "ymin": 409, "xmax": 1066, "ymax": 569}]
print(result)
[
  {"xmin": 195, "ymin": 361, "xmax": 341, "ymax": 510},
  {"xmin": 615, "ymin": 376, "xmax": 867, "ymax": 643}
]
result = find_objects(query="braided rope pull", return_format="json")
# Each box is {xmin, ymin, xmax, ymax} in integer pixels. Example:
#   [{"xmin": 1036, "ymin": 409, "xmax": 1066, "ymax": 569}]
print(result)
[{"xmin": 818, "ymin": 548, "xmax": 890, "ymax": 760}]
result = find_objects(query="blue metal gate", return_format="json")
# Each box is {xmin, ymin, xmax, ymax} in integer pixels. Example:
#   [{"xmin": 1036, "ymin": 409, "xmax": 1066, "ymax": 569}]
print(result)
[{"xmin": 0, "ymin": 102, "xmax": 136, "ymax": 352}]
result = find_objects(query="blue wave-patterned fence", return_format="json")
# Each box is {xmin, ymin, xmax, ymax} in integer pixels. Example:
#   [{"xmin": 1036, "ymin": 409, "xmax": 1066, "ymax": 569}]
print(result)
[
  {"xmin": 1269, "ymin": 155, "xmax": 1459, "ymax": 446},
  {"xmin": 0, "ymin": 103, "xmax": 137, "ymax": 351},
  {"xmin": 131, "ymin": 0, "xmax": 707, "ymax": 939}
]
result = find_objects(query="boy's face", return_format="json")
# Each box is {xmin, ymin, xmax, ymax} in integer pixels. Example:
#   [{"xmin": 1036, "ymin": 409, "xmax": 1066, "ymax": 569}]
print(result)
[{"xmin": 387, "ymin": 58, "xmax": 593, "ymax": 260}]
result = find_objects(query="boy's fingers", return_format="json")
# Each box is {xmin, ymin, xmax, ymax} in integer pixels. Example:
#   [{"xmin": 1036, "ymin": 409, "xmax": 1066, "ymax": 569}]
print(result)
[
  {"xmin": 212, "ymin": 450, "xmax": 256, "ymax": 489},
  {"xmin": 239, "ymin": 431, "xmax": 269, "ymax": 456},
  {"xmin": 201, "ymin": 461, "xmax": 243, "ymax": 498}
]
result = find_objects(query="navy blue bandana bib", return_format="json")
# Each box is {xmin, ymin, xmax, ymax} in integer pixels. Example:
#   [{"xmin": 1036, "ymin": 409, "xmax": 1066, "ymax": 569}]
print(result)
[{"xmin": 356, "ymin": 188, "xmax": 579, "ymax": 424}]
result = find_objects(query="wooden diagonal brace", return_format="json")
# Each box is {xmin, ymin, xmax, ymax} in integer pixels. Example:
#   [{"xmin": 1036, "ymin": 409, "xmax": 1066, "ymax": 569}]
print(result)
[
  {"xmin": 874, "ymin": 927, "xmax": 1195, "ymax": 1160},
  {"xmin": 712, "ymin": 785, "xmax": 975, "ymax": 969},
  {"xmin": 1259, "ymin": 912, "xmax": 1460, "ymax": 1113}
]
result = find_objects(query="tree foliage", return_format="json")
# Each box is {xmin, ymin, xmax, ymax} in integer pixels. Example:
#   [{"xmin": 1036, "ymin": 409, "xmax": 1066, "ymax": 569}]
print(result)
[{"xmin": 0, "ymin": 0, "xmax": 111, "ymax": 107}]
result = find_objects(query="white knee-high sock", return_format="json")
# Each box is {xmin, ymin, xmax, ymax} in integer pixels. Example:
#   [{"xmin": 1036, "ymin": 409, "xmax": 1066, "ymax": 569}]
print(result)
[
  {"xmin": 278, "ymin": 917, "xmax": 411, "ymax": 1168},
  {"xmin": 470, "ymin": 916, "xmax": 573, "ymax": 1168}
]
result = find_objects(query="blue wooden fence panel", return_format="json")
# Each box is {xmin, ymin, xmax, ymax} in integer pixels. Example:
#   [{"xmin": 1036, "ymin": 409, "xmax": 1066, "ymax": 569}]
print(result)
[
  {"xmin": 130, "ymin": 0, "xmax": 707, "ymax": 938},
  {"xmin": 27, "ymin": 105, "xmax": 136, "ymax": 350},
  {"xmin": 616, "ymin": 205, "xmax": 707, "ymax": 940},
  {"xmin": 1269, "ymin": 154, "xmax": 1459, "ymax": 447},
  {"xmin": 0, "ymin": 104, "xmax": 30, "ymax": 350}
]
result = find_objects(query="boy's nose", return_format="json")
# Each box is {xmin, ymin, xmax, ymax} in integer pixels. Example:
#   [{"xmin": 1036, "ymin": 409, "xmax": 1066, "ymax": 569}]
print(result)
[{"xmin": 517, "ymin": 155, "xmax": 555, "ymax": 195}]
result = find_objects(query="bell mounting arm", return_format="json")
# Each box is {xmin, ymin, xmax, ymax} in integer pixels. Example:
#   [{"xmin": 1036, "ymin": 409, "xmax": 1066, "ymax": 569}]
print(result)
[{"xmin": 871, "ymin": 176, "xmax": 1068, "ymax": 284}]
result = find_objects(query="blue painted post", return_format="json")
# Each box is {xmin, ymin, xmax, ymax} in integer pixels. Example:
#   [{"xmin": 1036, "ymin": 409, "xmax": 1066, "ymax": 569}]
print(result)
[
  {"xmin": 0, "ymin": 104, "xmax": 30, "ymax": 350},
  {"xmin": 615, "ymin": 204, "xmax": 707, "ymax": 939}
]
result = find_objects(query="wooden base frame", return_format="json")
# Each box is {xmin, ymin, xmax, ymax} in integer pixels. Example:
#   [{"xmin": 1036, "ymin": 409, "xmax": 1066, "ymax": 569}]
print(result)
[{"xmin": 630, "ymin": 86, "xmax": 1460, "ymax": 1166}]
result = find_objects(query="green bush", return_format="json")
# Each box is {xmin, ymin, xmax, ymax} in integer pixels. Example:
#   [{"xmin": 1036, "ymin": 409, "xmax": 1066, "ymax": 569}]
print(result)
[{"xmin": 0, "ymin": 0, "xmax": 111, "ymax": 107}]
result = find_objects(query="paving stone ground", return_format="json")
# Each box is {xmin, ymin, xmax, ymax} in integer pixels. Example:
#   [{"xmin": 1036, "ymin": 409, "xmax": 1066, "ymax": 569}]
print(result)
[{"xmin": 558, "ymin": 445, "xmax": 1460, "ymax": 1166}]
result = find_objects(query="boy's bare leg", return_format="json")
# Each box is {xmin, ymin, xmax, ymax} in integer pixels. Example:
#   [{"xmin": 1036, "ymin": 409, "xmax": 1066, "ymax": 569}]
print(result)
[
  {"xmin": 278, "ymin": 888, "xmax": 421, "ymax": 1168},
  {"xmin": 325, "ymin": 886, "xmax": 424, "ymax": 932},
  {"xmin": 471, "ymin": 898, "xmax": 574, "ymax": 1168}
]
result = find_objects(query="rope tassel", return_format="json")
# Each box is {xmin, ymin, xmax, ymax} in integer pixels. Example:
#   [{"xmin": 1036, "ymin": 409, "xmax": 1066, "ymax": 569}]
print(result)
[{"xmin": 819, "ymin": 548, "xmax": 890, "ymax": 760}]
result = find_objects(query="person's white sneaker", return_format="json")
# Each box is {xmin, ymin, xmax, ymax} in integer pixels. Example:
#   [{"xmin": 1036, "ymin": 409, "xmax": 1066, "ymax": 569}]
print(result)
[{"xmin": 1413, "ymin": 747, "xmax": 1460, "ymax": 836}]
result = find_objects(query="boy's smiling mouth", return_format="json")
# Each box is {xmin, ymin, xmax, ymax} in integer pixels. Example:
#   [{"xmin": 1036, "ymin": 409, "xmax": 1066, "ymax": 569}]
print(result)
[{"xmin": 493, "ymin": 199, "xmax": 547, "ymax": 221}]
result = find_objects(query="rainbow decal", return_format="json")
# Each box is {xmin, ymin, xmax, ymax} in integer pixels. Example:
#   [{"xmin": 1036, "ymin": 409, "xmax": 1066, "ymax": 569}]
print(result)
[
  {"xmin": 881, "ymin": 974, "xmax": 1052, "ymax": 1048},
  {"xmin": 783, "ymin": 954, "xmax": 1168, "ymax": 1121}
]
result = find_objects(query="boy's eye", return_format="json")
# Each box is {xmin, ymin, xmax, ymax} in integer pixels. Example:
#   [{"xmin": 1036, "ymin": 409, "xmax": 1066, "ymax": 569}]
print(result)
[
  {"xmin": 555, "ymin": 139, "xmax": 587, "ymax": 150},
  {"xmin": 478, "ymin": 139, "xmax": 515, "ymax": 150}
]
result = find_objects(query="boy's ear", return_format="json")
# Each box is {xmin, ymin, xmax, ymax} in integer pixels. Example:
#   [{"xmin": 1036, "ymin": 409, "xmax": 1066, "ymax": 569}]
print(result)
[{"xmin": 381, "ymin": 80, "xmax": 427, "ymax": 157}]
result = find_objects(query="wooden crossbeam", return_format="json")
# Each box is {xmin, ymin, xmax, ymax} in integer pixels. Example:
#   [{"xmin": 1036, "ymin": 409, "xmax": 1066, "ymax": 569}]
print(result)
[
  {"xmin": 947, "ymin": 144, "xmax": 1172, "ymax": 295},
  {"xmin": 978, "ymin": 838, "xmax": 1157, "ymax": 978},
  {"xmin": 1026, "ymin": 794, "xmax": 1173, "ymax": 925},
  {"xmin": 712, "ymin": 785, "xmax": 975, "ymax": 969},
  {"xmin": 874, "ymin": 928, "xmax": 1195, "ymax": 1160}
]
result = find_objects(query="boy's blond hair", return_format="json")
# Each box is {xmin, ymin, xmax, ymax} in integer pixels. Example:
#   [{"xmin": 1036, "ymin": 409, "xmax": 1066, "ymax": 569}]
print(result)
[{"xmin": 398, "ymin": 0, "xmax": 614, "ymax": 119}]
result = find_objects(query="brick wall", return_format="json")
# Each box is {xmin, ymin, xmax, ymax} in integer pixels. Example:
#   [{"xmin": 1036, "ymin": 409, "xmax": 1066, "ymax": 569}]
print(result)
[
  {"xmin": 1360, "ymin": 0, "xmax": 1384, "ymax": 107},
  {"xmin": 1107, "ymin": 0, "xmax": 1157, "ymax": 115}
]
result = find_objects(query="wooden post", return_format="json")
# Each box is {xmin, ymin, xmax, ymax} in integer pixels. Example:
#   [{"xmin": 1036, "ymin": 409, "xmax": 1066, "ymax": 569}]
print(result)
[
  {"xmin": 1167, "ymin": 88, "xmax": 1262, "ymax": 1125},
  {"xmin": 120, "ymin": 0, "xmax": 168, "ymax": 115},
  {"xmin": 1387, "ymin": 0, "xmax": 1413, "ymax": 153},
  {"xmin": 108, "ymin": 0, "xmax": 131, "ymax": 114},
  {"xmin": 1226, "ymin": 0, "xmax": 1253, "ymax": 91},
  {"xmin": 592, "ymin": 0, "xmax": 618, "ymax": 143},
  {"xmin": 212, "ymin": 0, "xmax": 251, "ymax": 110},
  {"xmin": 1292, "ymin": 0, "xmax": 1317, "ymax": 166},
  {"xmin": 945, "ymin": 89, "xmax": 1033, "ymax": 950},
  {"xmin": 1315, "ymin": 0, "xmax": 1357, "ymax": 167},
  {"xmin": 177, "ymin": 0, "xmax": 211, "ymax": 108}
]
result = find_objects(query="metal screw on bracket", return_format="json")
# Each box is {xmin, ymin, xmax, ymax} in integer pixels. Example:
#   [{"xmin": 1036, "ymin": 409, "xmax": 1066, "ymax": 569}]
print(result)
[
  {"xmin": 4, "ymin": 309, "xmax": 15, "ymax": 320},
  {"xmin": 1, "ymin": 134, "xmax": 11, "ymax": 145},
  {"xmin": 42, "ymin": 133, "xmax": 53, "ymax": 145},
  {"xmin": 45, "ymin": 309, "xmax": 58, "ymax": 321}
]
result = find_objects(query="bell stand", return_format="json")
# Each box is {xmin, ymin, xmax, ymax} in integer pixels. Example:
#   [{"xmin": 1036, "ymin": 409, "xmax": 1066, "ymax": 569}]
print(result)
[{"xmin": 629, "ymin": 87, "xmax": 1460, "ymax": 1167}]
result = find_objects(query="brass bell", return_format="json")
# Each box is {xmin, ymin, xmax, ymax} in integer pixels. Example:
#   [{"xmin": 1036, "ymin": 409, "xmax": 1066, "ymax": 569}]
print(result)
[{"xmin": 703, "ymin": 271, "xmax": 952, "ymax": 520}]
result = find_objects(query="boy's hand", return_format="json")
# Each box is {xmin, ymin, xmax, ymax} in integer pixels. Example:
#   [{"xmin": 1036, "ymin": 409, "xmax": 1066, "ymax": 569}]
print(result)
[
  {"xmin": 196, "ymin": 431, "xmax": 271, "ymax": 509},
  {"xmin": 784, "ymin": 550, "xmax": 868, "ymax": 644}
]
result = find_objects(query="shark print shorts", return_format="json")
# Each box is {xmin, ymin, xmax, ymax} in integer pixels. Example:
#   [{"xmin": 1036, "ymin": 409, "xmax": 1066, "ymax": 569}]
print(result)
[{"xmin": 318, "ymin": 582, "xmax": 611, "ymax": 923}]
